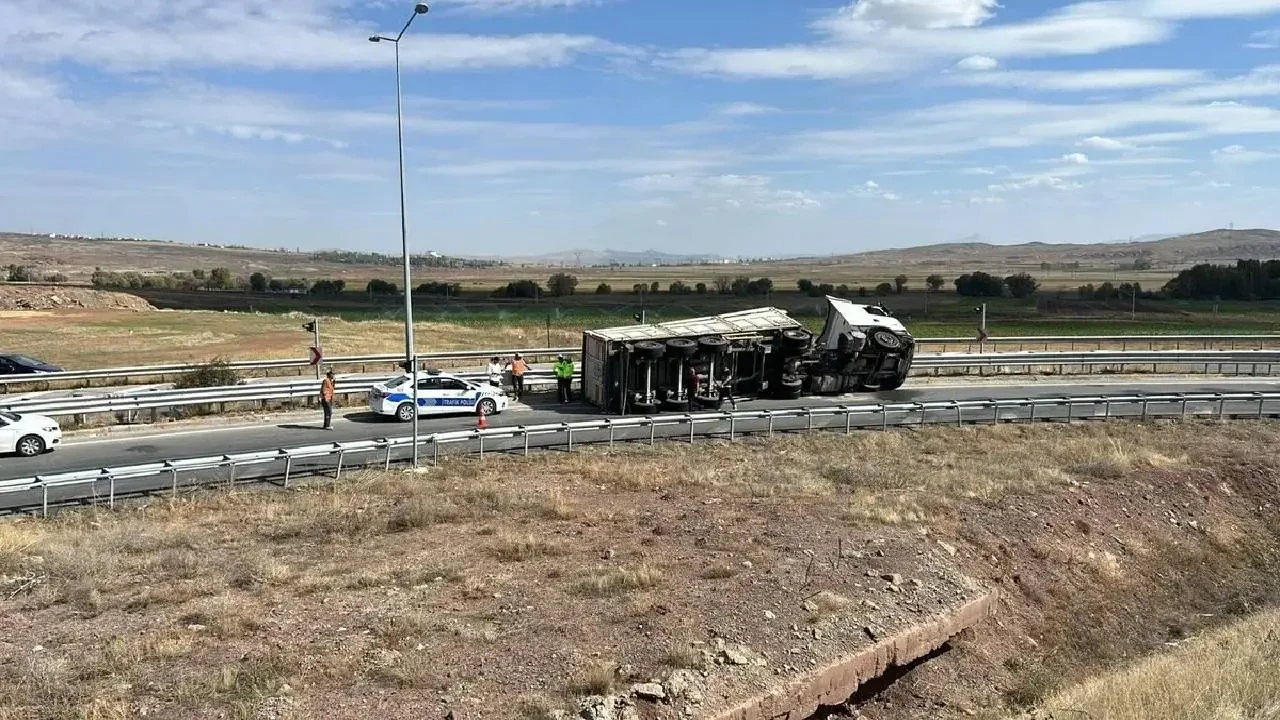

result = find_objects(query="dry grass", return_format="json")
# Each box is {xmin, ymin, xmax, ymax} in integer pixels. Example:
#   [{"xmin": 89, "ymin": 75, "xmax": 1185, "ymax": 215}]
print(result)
[
  {"xmin": 1, "ymin": 422, "xmax": 1278, "ymax": 719},
  {"xmin": 0, "ymin": 308, "xmax": 580, "ymax": 369},
  {"xmin": 1028, "ymin": 608, "xmax": 1280, "ymax": 720},
  {"xmin": 575, "ymin": 564, "xmax": 666, "ymax": 597}
]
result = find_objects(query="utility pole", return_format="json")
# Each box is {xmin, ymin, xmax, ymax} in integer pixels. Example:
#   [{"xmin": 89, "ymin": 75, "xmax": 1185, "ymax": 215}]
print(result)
[{"xmin": 303, "ymin": 318, "xmax": 322, "ymax": 379}]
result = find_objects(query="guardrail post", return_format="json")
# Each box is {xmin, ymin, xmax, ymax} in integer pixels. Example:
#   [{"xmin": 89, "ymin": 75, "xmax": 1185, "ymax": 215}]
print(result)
[
  {"xmin": 1180, "ymin": 396, "xmax": 1188, "ymax": 419},
  {"xmin": 227, "ymin": 459, "xmax": 236, "ymax": 490},
  {"xmin": 170, "ymin": 466, "xmax": 179, "ymax": 496},
  {"xmin": 806, "ymin": 408, "xmax": 815, "ymax": 433},
  {"xmin": 767, "ymin": 412, "xmax": 775, "ymax": 438},
  {"xmin": 108, "ymin": 473, "xmax": 115, "ymax": 509},
  {"xmin": 1217, "ymin": 394, "xmax": 1226, "ymax": 419},
  {"xmin": 954, "ymin": 402, "xmax": 963, "ymax": 426},
  {"xmin": 283, "ymin": 454, "xmax": 293, "ymax": 487},
  {"xmin": 433, "ymin": 438, "xmax": 440, "ymax": 466},
  {"xmin": 42, "ymin": 483, "xmax": 49, "ymax": 518},
  {"xmin": 521, "ymin": 427, "xmax": 530, "ymax": 456},
  {"xmin": 730, "ymin": 413, "xmax": 738, "ymax": 441},
  {"xmin": 880, "ymin": 405, "xmax": 888, "ymax": 431},
  {"xmin": 1028, "ymin": 401, "xmax": 1037, "ymax": 423},
  {"xmin": 1065, "ymin": 399, "xmax": 1074, "ymax": 423},
  {"xmin": 383, "ymin": 442, "xmax": 392, "ymax": 470},
  {"xmin": 335, "ymin": 449, "xmax": 346, "ymax": 480},
  {"xmin": 605, "ymin": 419, "xmax": 615, "ymax": 448},
  {"xmin": 649, "ymin": 419, "xmax": 656, "ymax": 445},
  {"xmin": 842, "ymin": 406, "xmax": 851, "ymax": 434},
  {"xmin": 478, "ymin": 433, "xmax": 485, "ymax": 459},
  {"xmin": 566, "ymin": 424, "xmax": 574, "ymax": 452},
  {"xmin": 917, "ymin": 402, "xmax": 927, "ymax": 426},
  {"xmin": 1103, "ymin": 399, "xmax": 1111, "ymax": 420},
  {"xmin": 688, "ymin": 415, "xmax": 696, "ymax": 443},
  {"xmin": 1258, "ymin": 394, "xmax": 1266, "ymax": 419}
]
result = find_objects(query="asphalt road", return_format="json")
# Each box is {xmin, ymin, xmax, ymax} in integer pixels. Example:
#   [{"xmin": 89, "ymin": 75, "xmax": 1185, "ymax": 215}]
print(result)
[{"xmin": 3, "ymin": 378, "xmax": 1278, "ymax": 513}]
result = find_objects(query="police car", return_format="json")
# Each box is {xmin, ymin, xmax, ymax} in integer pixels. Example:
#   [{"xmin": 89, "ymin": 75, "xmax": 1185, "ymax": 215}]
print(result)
[{"xmin": 368, "ymin": 369, "xmax": 508, "ymax": 422}]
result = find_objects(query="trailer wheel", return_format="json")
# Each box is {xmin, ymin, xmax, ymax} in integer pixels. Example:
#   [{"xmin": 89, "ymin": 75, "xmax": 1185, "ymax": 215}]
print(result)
[
  {"xmin": 661, "ymin": 398, "xmax": 688, "ymax": 412},
  {"xmin": 665, "ymin": 338, "xmax": 697, "ymax": 357},
  {"xmin": 694, "ymin": 394, "xmax": 724, "ymax": 410},
  {"xmin": 697, "ymin": 335, "xmax": 729, "ymax": 354},
  {"xmin": 869, "ymin": 330, "xmax": 904, "ymax": 351},
  {"xmin": 634, "ymin": 341, "xmax": 666, "ymax": 360},
  {"xmin": 632, "ymin": 401, "xmax": 659, "ymax": 415},
  {"xmin": 778, "ymin": 375, "xmax": 803, "ymax": 399},
  {"xmin": 780, "ymin": 329, "xmax": 813, "ymax": 351}
]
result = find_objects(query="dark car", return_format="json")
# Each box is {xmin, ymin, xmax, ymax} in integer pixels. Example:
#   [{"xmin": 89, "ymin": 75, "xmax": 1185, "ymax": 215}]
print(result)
[{"xmin": 0, "ymin": 354, "xmax": 62, "ymax": 376}]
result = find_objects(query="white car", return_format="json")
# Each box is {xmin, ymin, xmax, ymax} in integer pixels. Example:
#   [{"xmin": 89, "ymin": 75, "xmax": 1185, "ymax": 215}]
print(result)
[
  {"xmin": 368, "ymin": 370, "xmax": 508, "ymax": 422},
  {"xmin": 0, "ymin": 410, "xmax": 62, "ymax": 457}
]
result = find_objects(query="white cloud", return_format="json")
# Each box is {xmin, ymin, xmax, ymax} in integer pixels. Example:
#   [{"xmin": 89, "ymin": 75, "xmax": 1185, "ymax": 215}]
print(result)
[
  {"xmin": 1077, "ymin": 135, "xmax": 1136, "ymax": 151},
  {"xmin": 434, "ymin": 0, "xmax": 603, "ymax": 13},
  {"xmin": 1061, "ymin": 152, "xmax": 1090, "ymax": 164},
  {"xmin": 1159, "ymin": 65, "xmax": 1280, "ymax": 103},
  {"xmin": 988, "ymin": 173, "xmax": 1084, "ymax": 192},
  {"xmin": 955, "ymin": 55, "xmax": 999, "ymax": 71},
  {"xmin": 788, "ymin": 93, "xmax": 1280, "ymax": 162},
  {"xmin": 0, "ymin": 0, "xmax": 627, "ymax": 73},
  {"xmin": 1211, "ymin": 144, "xmax": 1280, "ymax": 163},
  {"xmin": 1246, "ymin": 28, "xmax": 1280, "ymax": 48},
  {"xmin": 831, "ymin": 0, "xmax": 1000, "ymax": 31},
  {"xmin": 716, "ymin": 102, "xmax": 780, "ymax": 117},
  {"xmin": 620, "ymin": 173, "xmax": 820, "ymax": 212},
  {"xmin": 946, "ymin": 68, "xmax": 1206, "ymax": 91},
  {"xmin": 666, "ymin": 1, "xmax": 1280, "ymax": 82}
]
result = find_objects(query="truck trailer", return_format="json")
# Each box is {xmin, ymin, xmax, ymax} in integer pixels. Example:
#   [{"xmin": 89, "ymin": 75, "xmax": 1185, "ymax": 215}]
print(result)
[{"xmin": 580, "ymin": 296, "xmax": 916, "ymax": 415}]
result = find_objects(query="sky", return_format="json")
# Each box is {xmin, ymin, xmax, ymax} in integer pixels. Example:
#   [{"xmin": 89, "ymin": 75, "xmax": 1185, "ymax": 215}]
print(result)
[{"xmin": 3, "ymin": 0, "xmax": 1280, "ymax": 258}]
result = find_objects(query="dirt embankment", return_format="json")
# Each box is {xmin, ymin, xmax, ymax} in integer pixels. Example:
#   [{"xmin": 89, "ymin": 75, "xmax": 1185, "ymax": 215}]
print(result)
[
  {"xmin": 0, "ymin": 285, "xmax": 155, "ymax": 312},
  {"xmin": 0, "ymin": 423, "xmax": 1278, "ymax": 720}
]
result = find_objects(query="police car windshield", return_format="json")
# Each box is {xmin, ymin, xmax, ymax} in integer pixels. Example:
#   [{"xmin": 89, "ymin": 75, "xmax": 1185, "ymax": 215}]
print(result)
[
  {"xmin": 384, "ymin": 375, "xmax": 410, "ymax": 388},
  {"xmin": 0, "ymin": 411, "xmax": 19, "ymax": 422}
]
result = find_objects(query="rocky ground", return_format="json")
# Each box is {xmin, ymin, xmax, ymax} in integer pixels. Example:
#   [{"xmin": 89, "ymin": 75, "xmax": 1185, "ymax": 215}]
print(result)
[
  {"xmin": 0, "ymin": 285, "xmax": 154, "ymax": 312},
  {"xmin": 1, "ymin": 422, "xmax": 1278, "ymax": 720}
]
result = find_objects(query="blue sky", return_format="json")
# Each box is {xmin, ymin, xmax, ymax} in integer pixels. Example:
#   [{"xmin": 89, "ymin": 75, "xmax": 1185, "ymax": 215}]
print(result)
[{"xmin": 3, "ymin": 0, "xmax": 1280, "ymax": 257}]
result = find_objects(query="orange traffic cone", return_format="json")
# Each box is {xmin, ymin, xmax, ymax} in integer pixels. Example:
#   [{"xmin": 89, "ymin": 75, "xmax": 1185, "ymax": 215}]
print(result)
[{"xmin": 476, "ymin": 404, "xmax": 488, "ymax": 430}]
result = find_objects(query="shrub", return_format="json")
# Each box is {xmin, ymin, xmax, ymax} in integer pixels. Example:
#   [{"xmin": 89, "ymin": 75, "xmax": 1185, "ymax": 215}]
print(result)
[{"xmin": 174, "ymin": 358, "xmax": 241, "ymax": 389}]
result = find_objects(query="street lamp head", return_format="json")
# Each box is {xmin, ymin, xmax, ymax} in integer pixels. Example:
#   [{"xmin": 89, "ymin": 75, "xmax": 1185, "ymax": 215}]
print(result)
[
  {"xmin": 414, "ymin": 3, "xmax": 429, "ymax": 13},
  {"xmin": 368, "ymin": 35, "xmax": 381, "ymax": 42}
]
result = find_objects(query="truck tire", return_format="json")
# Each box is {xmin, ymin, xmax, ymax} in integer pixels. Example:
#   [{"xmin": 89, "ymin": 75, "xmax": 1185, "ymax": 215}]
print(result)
[
  {"xmin": 697, "ymin": 335, "xmax": 729, "ymax": 354},
  {"xmin": 780, "ymin": 329, "xmax": 813, "ymax": 351},
  {"xmin": 878, "ymin": 375, "xmax": 907, "ymax": 391},
  {"xmin": 661, "ymin": 398, "xmax": 688, "ymax": 412},
  {"xmin": 778, "ymin": 375, "xmax": 803, "ymax": 399},
  {"xmin": 632, "ymin": 400, "xmax": 659, "ymax": 415},
  {"xmin": 694, "ymin": 394, "xmax": 724, "ymax": 410},
  {"xmin": 634, "ymin": 341, "xmax": 666, "ymax": 360},
  {"xmin": 869, "ymin": 330, "xmax": 904, "ymax": 351},
  {"xmin": 665, "ymin": 338, "xmax": 697, "ymax": 357}
]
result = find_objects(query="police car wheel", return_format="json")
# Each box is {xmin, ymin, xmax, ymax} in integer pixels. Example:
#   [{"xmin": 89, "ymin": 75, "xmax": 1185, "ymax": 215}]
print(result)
[
  {"xmin": 478, "ymin": 398, "xmax": 498, "ymax": 416},
  {"xmin": 395, "ymin": 402, "xmax": 415, "ymax": 422}
]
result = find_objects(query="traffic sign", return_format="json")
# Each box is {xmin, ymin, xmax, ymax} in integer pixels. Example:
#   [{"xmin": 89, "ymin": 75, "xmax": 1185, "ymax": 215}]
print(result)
[{"xmin": 309, "ymin": 346, "xmax": 323, "ymax": 366}]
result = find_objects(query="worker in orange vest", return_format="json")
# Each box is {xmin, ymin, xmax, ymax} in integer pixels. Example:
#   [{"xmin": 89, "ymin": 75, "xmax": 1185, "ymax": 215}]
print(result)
[
  {"xmin": 320, "ymin": 369, "xmax": 336, "ymax": 430},
  {"xmin": 507, "ymin": 353, "xmax": 529, "ymax": 400}
]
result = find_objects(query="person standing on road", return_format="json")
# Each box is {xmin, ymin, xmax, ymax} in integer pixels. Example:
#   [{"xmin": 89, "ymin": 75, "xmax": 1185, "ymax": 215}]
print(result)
[
  {"xmin": 486, "ymin": 356, "xmax": 503, "ymax": 390},
  {"xmin": 507, "ymin": 353, "xmax": 529, "ymax": 400},
  {"xmin": 685, "ymin": 363, "xmax": 700, "ymax": 412},
  {"xmin": 320, "ymin": 369, "xmax": 336, "ymax": 430},
  {"xmin": 554, "ymin": 354, "xmax": 575, "ymax": 404}
]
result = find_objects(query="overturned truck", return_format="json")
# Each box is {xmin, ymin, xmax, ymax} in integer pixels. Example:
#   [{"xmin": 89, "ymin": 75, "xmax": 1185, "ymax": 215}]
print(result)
[{"xmin": 581, "ymin": 296, "xmax": 916, "ymax": 415}]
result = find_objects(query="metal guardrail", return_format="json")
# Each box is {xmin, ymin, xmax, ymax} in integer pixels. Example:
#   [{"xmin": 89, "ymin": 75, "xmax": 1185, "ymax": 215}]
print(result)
[
  {"xmin": 3, "ymin": 390, "xmax": 1278, "ymax": 516},
  {"xmin": 2, "ymin": 350, "xmax": 1278, "ymax": 419},
  {"xmin": 3, "ymin": 335, "xmax": 1278, "ymax": 390}
]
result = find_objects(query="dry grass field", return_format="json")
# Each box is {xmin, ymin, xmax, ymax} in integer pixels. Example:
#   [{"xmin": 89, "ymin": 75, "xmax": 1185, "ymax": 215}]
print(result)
[
  {"xmin": 3, "ymin": 422, "xmax": 1280, "ymax": 719},
  {"xmin": 0, "ymin": 308, "xmax": 581, "ymax": 369},
  {"xmin": 1023, "ymin": 607, "xmax": 1280, "ymax": 720}
]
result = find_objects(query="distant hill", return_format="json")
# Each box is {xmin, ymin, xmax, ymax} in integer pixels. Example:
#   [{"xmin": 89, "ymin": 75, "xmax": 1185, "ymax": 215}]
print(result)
[
  {"xmin": 503, "ymin": 248, "xmax": 728, "ymax": 267},
  {"xmin": 813, "ymin": 229, "xmax": 1280, "ymax": 269}
]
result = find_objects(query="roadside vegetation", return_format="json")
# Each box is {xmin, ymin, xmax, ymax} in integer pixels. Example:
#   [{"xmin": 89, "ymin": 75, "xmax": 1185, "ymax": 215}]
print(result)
[{"xmin": 2, "ymin": 421, "xmax": 1278, "ymax": 719}]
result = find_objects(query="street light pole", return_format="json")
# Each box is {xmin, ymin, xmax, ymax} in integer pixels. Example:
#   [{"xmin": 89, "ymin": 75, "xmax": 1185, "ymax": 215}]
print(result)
[{"xmin": 370, "ymin": 3, "xmax": 429, "ymax": 467}]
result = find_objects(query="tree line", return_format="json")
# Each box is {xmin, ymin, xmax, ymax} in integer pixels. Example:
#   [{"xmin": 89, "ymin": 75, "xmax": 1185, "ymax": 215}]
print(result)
[{"xmin": 312, "ymin": 250, "xmax": 504, "ymax": 270}]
